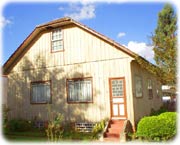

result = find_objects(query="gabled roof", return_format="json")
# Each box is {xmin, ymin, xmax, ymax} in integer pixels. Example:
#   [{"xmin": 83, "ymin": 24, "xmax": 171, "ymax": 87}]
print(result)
[{"xmin": 3, "ymin": 17, "xmax": 151, "ymax": 75}]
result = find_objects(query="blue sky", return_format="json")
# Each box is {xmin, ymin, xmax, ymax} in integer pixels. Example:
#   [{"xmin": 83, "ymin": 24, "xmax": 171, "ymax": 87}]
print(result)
[{"xmin": 1, "ymin": 2, "xmax": 168, "ymax": 64}]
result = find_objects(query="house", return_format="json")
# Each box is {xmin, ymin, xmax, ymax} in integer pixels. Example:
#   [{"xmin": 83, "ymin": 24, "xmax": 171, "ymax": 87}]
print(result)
[{"xmin": 3, "ymin": 17, "xmax": 162, "ymax": 131}]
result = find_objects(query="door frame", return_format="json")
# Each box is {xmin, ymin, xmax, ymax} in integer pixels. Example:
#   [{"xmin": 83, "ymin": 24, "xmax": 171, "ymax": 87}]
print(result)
[{"xmin": 109, "ymin": 77, "xmax": 127, "ymax": 118}]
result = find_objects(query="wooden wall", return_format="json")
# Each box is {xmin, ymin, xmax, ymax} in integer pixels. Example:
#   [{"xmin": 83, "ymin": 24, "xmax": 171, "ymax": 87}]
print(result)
[
  {"xmin": 8, "ymin": 59, "xmax": 133, "ymax": 122},
  {"xmin": 12, "ymin": 24, "xmax": 131, "ymax": 72},
  {"xmin": 131, "ymin": 61, "xmax": 163, "ymax": 124}
]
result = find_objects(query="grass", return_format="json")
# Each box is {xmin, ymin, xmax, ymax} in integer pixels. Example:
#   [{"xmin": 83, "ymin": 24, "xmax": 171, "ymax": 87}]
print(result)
[
  {"xmin": 63, "ymin": 131, "xmax": 94, "ymax": 141},
  {"xmin": 4, "ymin": 135, "xmax": 47, "ymax": 142},
  {"xmin": 3, "ymin": 128, "xmax": 47, "ymax": 142},
  {"xmin": 3, "ymin": 128, "xmax": 95, "ymax": 142}
]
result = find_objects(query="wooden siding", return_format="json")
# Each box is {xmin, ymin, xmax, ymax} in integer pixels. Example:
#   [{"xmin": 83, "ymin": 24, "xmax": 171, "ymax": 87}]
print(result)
[
  {"xmin": 12, "ymin": 24, "xmax": 132, "ymax": 72},
  {"xmin": 131, "ymin": 61, "xmax": 163, "ymax": 123},
  {"xmin": 7, "ymin": 57, "xmax": 133, "ymax": 122}
]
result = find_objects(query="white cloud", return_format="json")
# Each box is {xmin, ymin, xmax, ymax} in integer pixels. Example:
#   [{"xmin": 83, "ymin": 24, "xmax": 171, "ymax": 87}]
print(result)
[
  {"xmin": 124, "ymin": 41, "xmax": 154, "ymax": 62},
  {"xmin": 61, "ymin": 3, "xmax": 96, "ymax": 21},
  {"xmin": 117, "ymin": 32, "xmax": 126, "ymax": 38},
  {"xmin": 0, "ymin": 16, "xmax": 12, "ymax": 28},
  {"xmin": 58, "ymin": 6, "xmax": 65, "ymax": 11}
]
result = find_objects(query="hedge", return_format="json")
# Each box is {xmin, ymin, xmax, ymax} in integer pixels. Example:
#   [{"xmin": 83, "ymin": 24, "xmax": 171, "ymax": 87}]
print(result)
[
  {"xmin": 7, "ymin": 119, "xmax": 32, "ymax": 132},
  {"xmin": 136, "ymin": 112, "xmax": 177, "ymax": 141}
]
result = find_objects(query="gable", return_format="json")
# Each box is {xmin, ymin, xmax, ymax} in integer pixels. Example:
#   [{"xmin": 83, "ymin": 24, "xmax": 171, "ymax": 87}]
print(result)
[
  {"xmin": 3, "ymin": 17, "xmax": 150, "ymax": 75},
  {"xmin": 10, "ymin": 24, "xmax": 134, "ymax": 72}
]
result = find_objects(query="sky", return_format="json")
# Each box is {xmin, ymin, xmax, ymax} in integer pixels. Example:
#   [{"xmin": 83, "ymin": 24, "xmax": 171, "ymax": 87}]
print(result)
[{"xmin": 0, "ymin": 1, "xmax": 175, "ymax": 65}]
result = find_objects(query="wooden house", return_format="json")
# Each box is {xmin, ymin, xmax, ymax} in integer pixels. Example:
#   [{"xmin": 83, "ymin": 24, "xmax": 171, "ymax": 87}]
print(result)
[{"xmin": 3, "ymin": 17, "xmax": 162, "ymax": 132}]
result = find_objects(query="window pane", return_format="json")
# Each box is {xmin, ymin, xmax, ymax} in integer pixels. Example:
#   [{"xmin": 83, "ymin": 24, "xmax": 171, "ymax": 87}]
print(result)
[
  {"xmin": 68, "ymin": 81, "xmax": 75, "ymax": 101},
  {"xmin": 112, "ymin": 80, "xmax": 123, "ymax": 97},
  {"xmin": 135, "ymin": 76, "xmax": 142, "ymax": 97},
  {"xmin": 52, "ymin": 29, "xmax": 63, "ymax": 51},
  {"xmin": 52, "ymin": 40, "xmax": 63, "ymax": 51},
  {"xmin": 52, "ymin": 29, "xmax": 62, "ymax": 40},
  {"xmin": 31, "ymin": 82, "xmax": 51, "ymax": 103},
  {"xmin": 148, "ymin": 79, "xmax": 152, "ymax": 89},
  {"xmin": 148, "ymin": 79, "xmax": 153, "ymax": 99},
  {"xmin": 67, "ymin": 79, "xmax": 92, "ymax": 102}
]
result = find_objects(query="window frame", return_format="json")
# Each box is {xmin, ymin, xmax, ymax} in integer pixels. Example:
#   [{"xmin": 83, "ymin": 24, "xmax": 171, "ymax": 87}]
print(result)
[
  {"xmin": 30, "ymin": 80, "xmax": 52, "ymax": 104},
  {"xmin": 51, "ymin": 28, "xmax": 64, "ymax": 53},
  {"xmin": 66, "ymin": 77, "xmax": 93, "ymax": 103},
  {"xmin": 147, "ymin": 79, "xmax": 153, "ymax": 99},
  {"xmin": 135, "ymin": 75, "xmax": 143, "ymax": 98}
]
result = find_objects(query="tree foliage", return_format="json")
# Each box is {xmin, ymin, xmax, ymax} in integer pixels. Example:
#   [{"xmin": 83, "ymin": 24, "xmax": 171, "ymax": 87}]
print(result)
[{"xmin": 152, "ymin": 4, "xmax": 177, "ymax": 85}]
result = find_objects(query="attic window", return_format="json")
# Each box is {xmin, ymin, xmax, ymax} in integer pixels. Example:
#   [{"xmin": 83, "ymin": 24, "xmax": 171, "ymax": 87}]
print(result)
[{"xmin": 51, "ymin": 29, "xmax": 63, "ymax": 52}]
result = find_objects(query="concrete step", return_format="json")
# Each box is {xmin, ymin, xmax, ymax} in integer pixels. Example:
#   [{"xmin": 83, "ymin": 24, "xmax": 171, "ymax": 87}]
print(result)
[
  {"xmin": 108, "ymin": 128, "xmax": 121, "ymax": 134},
  {"xmin": 111, "ymin": 119, "xmax": 124, "ymax": 123},
  {"xmin": 103, "ymin": 119, "xmax": 125, "ymax": 142},
  {"xmin": 110, "ymin": 124, "xmax": 123, "ymax": 129},
  {"xmin": 104, "ymin": 132, "xmax": 120, "ymax": 138},
  {"xmin": 103, "ymin": 137, "xmax": 120, "ymax": 142}
]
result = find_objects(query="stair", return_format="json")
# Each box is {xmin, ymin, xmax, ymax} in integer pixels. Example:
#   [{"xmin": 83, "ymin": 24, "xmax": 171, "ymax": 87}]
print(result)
[{"xmin": 103, "ymin": 119, "xmax": 125, "ymax": 142}]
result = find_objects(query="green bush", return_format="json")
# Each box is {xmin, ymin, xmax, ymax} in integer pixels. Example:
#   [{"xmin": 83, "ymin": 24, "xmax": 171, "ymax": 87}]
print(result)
[
  {"xmin": 92, "ymin": 119, "xmax": 106, "ymax": 139},
  {"xmin": 136, "ymin": 112, "xmax": 177, "ymax": 141},
  {"xmin": 7, "ymin": 119, "xmax": 32, "ymax": 132},
  {"xmin": 45, "ymin": 106, "xmax": 64, "ymax": 142}
]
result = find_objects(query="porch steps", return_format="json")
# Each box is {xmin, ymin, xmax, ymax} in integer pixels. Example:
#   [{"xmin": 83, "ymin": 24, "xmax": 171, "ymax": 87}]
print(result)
[{"xmin": 103, "ymin": 119, "xmax": 125, "ymax": 142}]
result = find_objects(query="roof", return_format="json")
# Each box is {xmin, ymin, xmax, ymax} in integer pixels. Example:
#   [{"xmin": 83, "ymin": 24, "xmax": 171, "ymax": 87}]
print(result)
[{"xmin": 3, "ymin": 17, "xmax": 152, "ymax": 75}]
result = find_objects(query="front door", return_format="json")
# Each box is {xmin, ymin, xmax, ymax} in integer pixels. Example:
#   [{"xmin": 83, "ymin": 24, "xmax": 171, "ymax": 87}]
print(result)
[{"xmin": 109, "ymin": 77, "xmax": 127, "ymax": 119}]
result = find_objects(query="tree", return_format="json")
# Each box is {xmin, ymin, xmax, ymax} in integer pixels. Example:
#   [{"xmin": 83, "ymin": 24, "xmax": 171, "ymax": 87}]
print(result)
[{"xmin": 152, "ymin": 4, "xmax": 177, "ymax": 85}]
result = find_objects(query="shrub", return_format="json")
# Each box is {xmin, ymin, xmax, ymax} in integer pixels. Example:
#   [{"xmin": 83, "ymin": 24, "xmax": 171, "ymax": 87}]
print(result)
[
  {"xmin": 136, "ymin": 112, "xmax": 177, "ymax": 141},
  {"xmin": 46, "ymin": 113, "xmax": 64, "ymax": 142},
  {"xmin": 92, "ymin": 119, "xmax": 106, "ymax": 139},
  {"xmin": 2, "ymin": 105, "xmax": 10, "ymax": 131},
  {"xmin": 7, "ymin": 119, "xmax": 32, "ymax": 132},
  {"xmin": 46, "ymin": 105, "xmax": 64, "ymax": 142}
]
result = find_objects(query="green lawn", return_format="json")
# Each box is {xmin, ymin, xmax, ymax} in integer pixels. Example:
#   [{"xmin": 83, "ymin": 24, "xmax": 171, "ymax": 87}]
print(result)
[{"xmin": 4, "ymin": 129, "xmax": 95, "ymax": 142}]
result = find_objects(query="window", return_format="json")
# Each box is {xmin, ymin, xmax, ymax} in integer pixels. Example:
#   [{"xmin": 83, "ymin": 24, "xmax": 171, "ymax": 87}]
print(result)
[
  {"xmin": 156, "ymin": 81, "xmax": 161, "ymax": 98},
  {"xmin": 111, "ymin": 80, "xmax": 124, "ymax": 97},
  {"xmin": 31, "ymin": 81, "xmax": 51, "ymax": 104},
  {"xmin": 148, "ymin": 79, "xmax": 153, "ymax": 99},
  {"xmin": 67, "ymin": 78, "xmax": 93, "ymax": 103},
  {"xmin": 51, "ymin": 29, "xmax": 63, "ymax": 52},
  {"xmin": 135, "ymin": 76, "xmax": 143, "ymax": 98}
]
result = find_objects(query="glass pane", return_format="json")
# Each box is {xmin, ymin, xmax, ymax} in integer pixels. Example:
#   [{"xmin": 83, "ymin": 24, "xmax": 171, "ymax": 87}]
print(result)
[
  {"xmin": 31, "ymin": 83, "xmax": 50, "ymax": 103},
  {"xmin": 148, "ymin": 79, "xmax": 152, "ymax": 89},
  {"xmin": 68, "ymin": 79, "xmax": 92, "ymax": 102},
  {"xmin": 52, "ymin": 40, "xmax": 63, "ymax": 51},
  {"xmin": 135, "ymin": 76, "xmax": 142, "ymax": 97},
  {"xmin": 119, "ymin": 104, "xmax": 125, "ymax": 115},
  {"xmin": 113, "ymin": 104, "xmax": 118, "ymax": 116},
  {"xmin": 112, "ymin": 79, "xmax": 124, "ymax": 97},
  {"xmin": 52, "ymin": 29, "xmax": 62, "ymax": 41}
]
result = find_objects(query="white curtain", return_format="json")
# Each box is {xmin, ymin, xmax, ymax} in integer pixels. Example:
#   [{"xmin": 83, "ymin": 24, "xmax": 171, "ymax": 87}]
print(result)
[
  {"xmin": 32, "ymin": 83, "xmax": 50, "ymax": 103},
  {"xmin": 68, "ymin": 80, "xmax": 92, "ymax": 102}
]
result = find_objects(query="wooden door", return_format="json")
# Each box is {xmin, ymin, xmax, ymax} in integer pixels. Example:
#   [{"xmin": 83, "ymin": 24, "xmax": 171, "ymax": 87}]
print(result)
[{"xmin": 109, "ymin": 77, "xmax": 127, "ymax": 118}]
